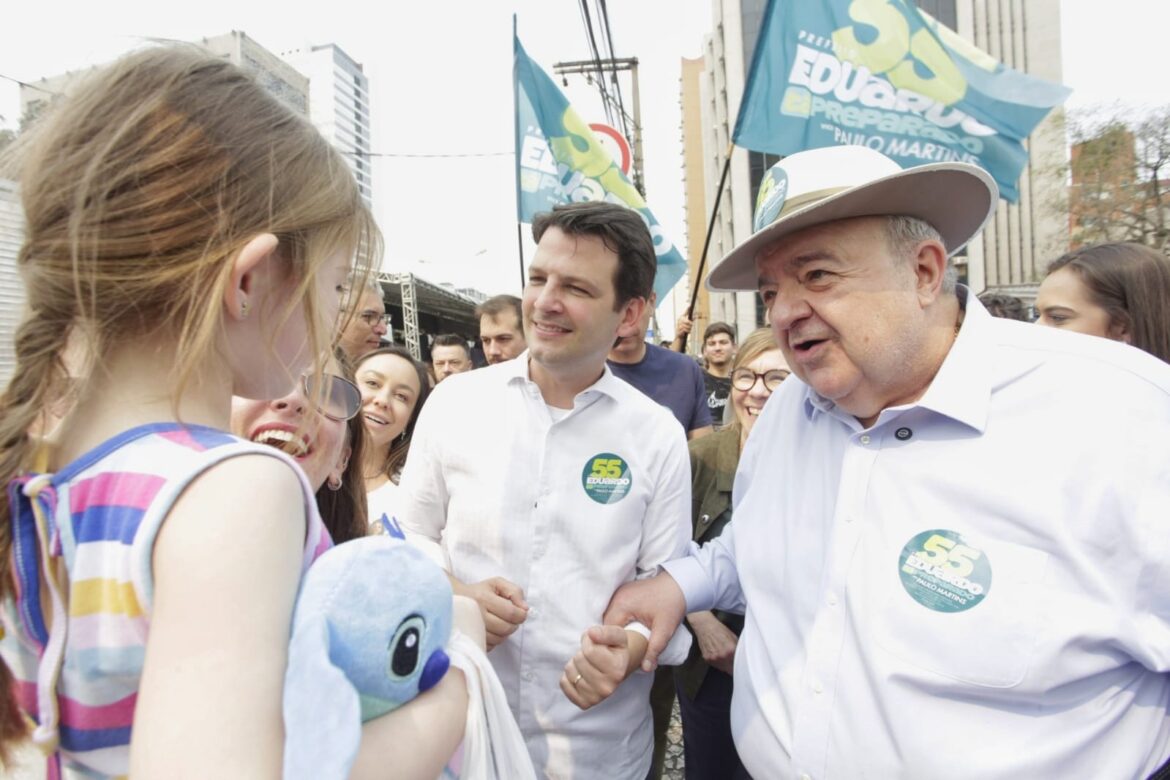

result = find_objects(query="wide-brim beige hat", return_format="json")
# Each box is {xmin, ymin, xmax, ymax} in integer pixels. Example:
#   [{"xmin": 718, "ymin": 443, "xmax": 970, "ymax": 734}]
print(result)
[{"xmin": 707, "ymin": 146, "xmax": 998, "ymax": 292}]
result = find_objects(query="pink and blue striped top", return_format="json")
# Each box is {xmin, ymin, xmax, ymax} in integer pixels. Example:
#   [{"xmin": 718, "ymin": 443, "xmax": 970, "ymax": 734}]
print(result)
[{"xmin": 1, "ymin": 423, "xmax": 331, "ymax": 778}]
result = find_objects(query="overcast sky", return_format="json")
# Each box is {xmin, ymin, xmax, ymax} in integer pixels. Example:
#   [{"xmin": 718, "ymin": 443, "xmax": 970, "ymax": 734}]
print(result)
[{"xmin": 0, "ymin": 0, "xmax": 1165, "ymax": 310}]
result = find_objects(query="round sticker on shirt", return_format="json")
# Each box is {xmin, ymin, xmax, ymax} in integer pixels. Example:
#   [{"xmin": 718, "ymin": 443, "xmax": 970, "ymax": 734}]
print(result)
[
  {"xmin": 581, "ymin": 453, "xmax": 632, "ymax": 504},
  {"xmin": 898, "ymin": 529, "xmax": 992, "ymax": 613}
]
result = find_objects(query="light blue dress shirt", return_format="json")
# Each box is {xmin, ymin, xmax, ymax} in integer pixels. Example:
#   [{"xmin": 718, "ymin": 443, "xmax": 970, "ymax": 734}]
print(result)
[{"xmin": 666, "ymin": 289, "xmax": 1170, "ymax": 779}]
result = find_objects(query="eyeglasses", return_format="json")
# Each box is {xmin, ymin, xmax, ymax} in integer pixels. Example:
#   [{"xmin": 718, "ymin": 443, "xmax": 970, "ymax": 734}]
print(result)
[
  {"xmin": 359, "ymin": 310, "xmax": 391, "ymax": 327},
  {"xmin": 731, "ymin": 368, "xmax": 790, "ymax": 392},
  {"xmin": 302, "ymin": 373, "xmax": 362, "ymax": 421}
]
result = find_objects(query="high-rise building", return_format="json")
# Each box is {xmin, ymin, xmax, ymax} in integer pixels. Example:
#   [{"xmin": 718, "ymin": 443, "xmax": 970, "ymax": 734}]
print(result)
[
  {"xmin": 201, "ymin": 31, "xmax": 309, "ymax": 116},
  {"xmin": 20, "ymin": 32, "xmax": 310, "ymax": 125},
  {"xmin": 681, "ymin": 0, "xmax": 1067, "ymax": 334},
  {"xmin": 956, "ymin": 1, "xmax": 1066, "ymax": 301},
  {"xmin": 20, "ymin": 35, "xmax": 371, "ymax": 212},
  {"xmin": 282, "ymin": 44, "xmax": 373, "ymax": 207}
]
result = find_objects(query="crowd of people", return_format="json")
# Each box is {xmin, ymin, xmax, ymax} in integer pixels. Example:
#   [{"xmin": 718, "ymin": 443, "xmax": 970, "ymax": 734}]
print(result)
[{"xmin": 1, "ymin": 45, "xmax": 1170, "ymax": 780}]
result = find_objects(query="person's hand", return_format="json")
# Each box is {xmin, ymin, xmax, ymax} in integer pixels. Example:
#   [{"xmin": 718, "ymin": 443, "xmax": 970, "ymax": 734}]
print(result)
[
  {"xmin": 602, "ymin": 573, "xmax": 686, "ymax": 672},
  {"xmin": 455, "ymin": 576, "xmax": 528, "ymax": 650},
  {"xmin": 687, "ymin": 611, "xmax": 736, "ymax": 675},
  {"xmin": 560, "ymin": 626, "xmax": 646, "ymax": 710},
  {"xmin": 676, "ymin": 314, "xmax": 694, "ymax": 336}
]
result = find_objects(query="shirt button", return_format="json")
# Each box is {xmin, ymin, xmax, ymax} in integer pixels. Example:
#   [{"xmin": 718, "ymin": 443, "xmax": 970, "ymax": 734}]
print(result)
[
  {"xmin": 895, "ymin": 426, "xmax": 913, "ymax": 441},
  {"xmin": 827, "ymin": 593, "xmax": 838, "ymax": 606},
  {"xmin": 859, "ymin": 434, "xmax": 871, "ymax": 445},
  {"xmin": 843, "ymin": 514, "xmax": 855, "ymax": 523},
  {"xmin": 800, "ymin": 774, "xmax": 813, "ymax": 780},
  {"xmin": 812, "ymin": 680, "xmax": 823, "ymax": 694}
]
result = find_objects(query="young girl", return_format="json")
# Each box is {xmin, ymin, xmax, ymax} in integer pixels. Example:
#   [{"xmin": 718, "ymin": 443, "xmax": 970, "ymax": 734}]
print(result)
[
  {"xmin": 356, "ymin": 347, "xmax": 430, "ymax": 534},
  {"xmin": 0, "ymin": 46, "xmax": 470, "ymax": 778}
]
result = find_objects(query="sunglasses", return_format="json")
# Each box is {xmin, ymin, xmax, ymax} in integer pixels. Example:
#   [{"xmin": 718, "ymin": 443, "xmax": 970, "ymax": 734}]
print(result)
[
  {"xmin": 302, "ymin": 373, "xmax": 362, "ymax": 422},
  {"xmin": 731, "ymin": 368, "xmax": 790, "ymax": 392}
]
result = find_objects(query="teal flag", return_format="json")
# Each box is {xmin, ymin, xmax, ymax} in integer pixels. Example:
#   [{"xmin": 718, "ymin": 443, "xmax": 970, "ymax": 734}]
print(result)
[
  {"xmin": 733, "ymin": 0, "xmax": 1071, "ymax": 202},
  {"xmin": 514, "ymin": 31, "xmax": 687, "ymax": 300}
]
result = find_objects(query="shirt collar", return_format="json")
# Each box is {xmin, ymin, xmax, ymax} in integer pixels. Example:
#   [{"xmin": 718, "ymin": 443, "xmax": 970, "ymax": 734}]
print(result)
[
  {"xmin": 802, "ymin": 285, "xmax": 993, "ymax": 434},
  {"xmin": 506, "ymin": 351, "xmax": 627, "ymax": 404}
]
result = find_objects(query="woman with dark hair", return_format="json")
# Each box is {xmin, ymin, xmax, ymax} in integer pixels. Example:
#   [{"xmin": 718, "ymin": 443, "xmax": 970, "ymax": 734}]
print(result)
[
  {"xmin": 1035, "ymin": 242, "xmax": 1170, "ymax": 362},
  {"xmin": 354, "ymin": 346, "xmax": 431, "ymax": 533}
]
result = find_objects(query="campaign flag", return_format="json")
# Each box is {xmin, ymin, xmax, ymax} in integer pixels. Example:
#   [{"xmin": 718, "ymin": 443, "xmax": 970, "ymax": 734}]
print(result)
[
  {"xmin": 514, "ymin": 31, "xmax": 687, "ymax": 300},
  {"xmin": 732, "ymin": 0, "xmax": 1071, "ymax": 202}
]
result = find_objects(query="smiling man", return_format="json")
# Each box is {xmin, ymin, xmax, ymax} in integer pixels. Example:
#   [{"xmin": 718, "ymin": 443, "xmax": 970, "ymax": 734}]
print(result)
[
  {"xmin": 397, "ymin": 201, "xmax": 691, "ymax": 778},
  {"xmin": 700, "ymin": 322, "xmax": 736, "ymax": 425},
  {"xmin": 604, "ymin": 146, "xmax": 1170, "ymax": 779}
]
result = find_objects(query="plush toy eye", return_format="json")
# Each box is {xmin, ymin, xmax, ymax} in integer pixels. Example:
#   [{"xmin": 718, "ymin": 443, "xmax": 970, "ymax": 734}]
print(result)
[{"xmin": 388, "ymin": 614, "xmax": 426, "ymax": 679}]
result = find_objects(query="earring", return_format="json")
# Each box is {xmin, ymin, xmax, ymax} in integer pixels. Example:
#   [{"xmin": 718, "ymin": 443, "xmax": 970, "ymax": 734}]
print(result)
[
  {"xmin": 240, "ymin": 299, "xmax": 250, "ymax": 319},
  {"xmin": 398, "ymin": 431, "xmax": 408, "ymax": 443},
  {"xmin": 326, "ymin": 474, "xmax": 342, "ymax": 492}
]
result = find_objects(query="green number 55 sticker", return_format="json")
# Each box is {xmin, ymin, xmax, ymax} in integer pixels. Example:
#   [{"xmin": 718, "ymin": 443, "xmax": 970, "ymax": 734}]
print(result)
[
  {"xmin": 898, "ymin": 529, "xmax": 992, "ymax": 613},
  {"xmin": 582, "ymin": 453, "xmax": 631, "ymax": 504}
]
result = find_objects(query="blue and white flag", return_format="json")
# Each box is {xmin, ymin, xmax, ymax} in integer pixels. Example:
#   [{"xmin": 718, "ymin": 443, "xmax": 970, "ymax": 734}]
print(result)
[
  {"xmin": 732, "ymin": 0, "xmax": 1071, "ymax": 202},
  {"xmin": 514, "ymin": 30, "xmax": 687, "ymax": 299}
]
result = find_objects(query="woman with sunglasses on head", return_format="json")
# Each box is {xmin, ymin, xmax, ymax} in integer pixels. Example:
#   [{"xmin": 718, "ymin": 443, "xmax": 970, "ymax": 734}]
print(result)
[
  {"xmin": 232, "ymin": 350, "xmax": 368, "ymax": 543},
  {"xmin": 674, "ymin": 327, "xmax": 790, "ymax": 780},
  {"xmin": 355, "ymin": 347, "xmax": 431, "ymax": 535}
]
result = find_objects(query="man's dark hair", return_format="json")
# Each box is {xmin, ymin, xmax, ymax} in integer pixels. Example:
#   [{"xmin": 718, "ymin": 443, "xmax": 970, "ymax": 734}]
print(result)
[
  {"xmin": 978, "ymin": 293, "xmax": 1027, "ymax": 322},
  {"xmin": 703, "ymin": 322, "xmax": 736, "ymax": 343},
  {"xmin": 431, "ymin": 333, "xmax": 471, "ymax": 357},
  {"xmin": 475, "ymin": 294, "xmax": 522, "ymax": 324},
  {"xmin": 531, "ymin": 202, "xmax": 656, "ymax": 309}
]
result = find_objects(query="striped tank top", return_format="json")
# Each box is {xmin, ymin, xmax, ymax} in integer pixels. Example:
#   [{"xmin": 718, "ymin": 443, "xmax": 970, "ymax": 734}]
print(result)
[{"xmin": 1, "ymin": 423, "xmax": 332, "ymax": 778}]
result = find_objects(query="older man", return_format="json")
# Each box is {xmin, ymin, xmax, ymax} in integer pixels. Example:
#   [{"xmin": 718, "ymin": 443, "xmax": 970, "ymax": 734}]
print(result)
[
  {"xmin": 398, "ymin": 201, "xmax": 691, "ymax": 778},
  {"xmin": 337, "ymin": 277, "xmax": 388, "ymax": 360},
  {"xmin": 606, "ymin": 146, "xmax": 1170, "ymax": 779},
  {"xmin": 429, "ymin": 333, "xmax": 473, "ymax": 382}
]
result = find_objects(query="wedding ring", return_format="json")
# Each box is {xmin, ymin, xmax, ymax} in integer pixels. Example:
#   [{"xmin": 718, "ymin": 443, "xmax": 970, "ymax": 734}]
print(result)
[{"xmin": 572, "ymin": 673, "xmax": 583, "ymax": 686}]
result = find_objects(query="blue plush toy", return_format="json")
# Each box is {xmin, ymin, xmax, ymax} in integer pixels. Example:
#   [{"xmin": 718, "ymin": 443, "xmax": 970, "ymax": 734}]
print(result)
[{"xmin": 282, "ymin": 535, "xmax": 454, "ymax": 778}]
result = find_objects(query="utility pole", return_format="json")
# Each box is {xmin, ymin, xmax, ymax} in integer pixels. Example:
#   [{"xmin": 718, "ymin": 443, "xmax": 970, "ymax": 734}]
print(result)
[
  {"xmin": 552, "ymin": 57, "xmax": 658, "ymax": 342},
  {"xmin": 551, "ymin": 57, "xmax": 644, "ymax": 197}
]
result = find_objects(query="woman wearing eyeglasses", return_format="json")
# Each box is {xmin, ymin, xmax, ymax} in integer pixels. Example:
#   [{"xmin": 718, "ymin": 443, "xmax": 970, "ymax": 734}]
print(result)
[
  {"xmin": 232, "ymin": 350, "xmax": 369, "ymax": 543},
  {"xmin": 674, "ymin": 327, "xmax": 790, "ymax": 780},
  {"xmin": 354, "ymin": 347, "xmax": 432, "ymax": 536}
]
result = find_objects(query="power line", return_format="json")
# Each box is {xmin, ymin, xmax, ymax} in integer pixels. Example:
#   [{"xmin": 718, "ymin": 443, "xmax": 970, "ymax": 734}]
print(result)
[
  {"xmin": 342, "ymin": 150, "xmax": 512, "ymax": 159},
  {"xmin": 577, "ymin": 0, "xmax": 615, "ymax": 126},
  {"xmin": 596, "ymin": 0, "xmax": 632, "ymax": 144}
]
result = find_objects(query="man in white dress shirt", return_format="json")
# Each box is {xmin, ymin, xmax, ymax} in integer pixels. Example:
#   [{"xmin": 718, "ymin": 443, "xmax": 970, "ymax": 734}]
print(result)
[
  {"xmin": 605, "ymin": 146, "xmax": 1170, "ymax": 779},
  {"xmin": 397, "ymin": 201, "xmax": 691, "ymax": 778}
]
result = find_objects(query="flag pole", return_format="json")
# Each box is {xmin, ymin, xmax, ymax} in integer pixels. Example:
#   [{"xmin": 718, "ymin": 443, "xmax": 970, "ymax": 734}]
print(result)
[
  {"xmin": 677, "ymin": 143, "xmax": 734, "ymax": 354},
  {"xmin": 512, "ymin": 14, "xmax": 526, "ymax": 292},
  {"xmin": 516, "ymin": 224, "xmax": 526, "ymax": 292}
]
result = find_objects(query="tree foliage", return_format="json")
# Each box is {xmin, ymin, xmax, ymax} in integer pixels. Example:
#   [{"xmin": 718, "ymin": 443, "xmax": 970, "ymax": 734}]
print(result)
[{"xmin": 1068, "ymin": 106, "xmax": 1170, "ymax": 251}]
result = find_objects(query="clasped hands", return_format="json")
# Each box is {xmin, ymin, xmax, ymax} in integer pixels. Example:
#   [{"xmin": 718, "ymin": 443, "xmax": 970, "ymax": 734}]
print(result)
[{"xmin": 455, "ymin": 576, "xmax": 648, "ymax": 710}]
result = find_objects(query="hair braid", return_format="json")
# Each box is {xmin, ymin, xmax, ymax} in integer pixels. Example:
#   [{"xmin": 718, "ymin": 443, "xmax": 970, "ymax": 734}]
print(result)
[{"xmin": 0, "ymin": 309, "xmax": 74, "ymax": 762}]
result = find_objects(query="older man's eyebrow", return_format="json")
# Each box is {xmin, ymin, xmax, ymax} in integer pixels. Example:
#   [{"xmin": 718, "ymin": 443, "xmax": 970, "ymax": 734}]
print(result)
[{"xmin": 757, "ymin": 249, "xmax": 840, "ymax": 282}]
